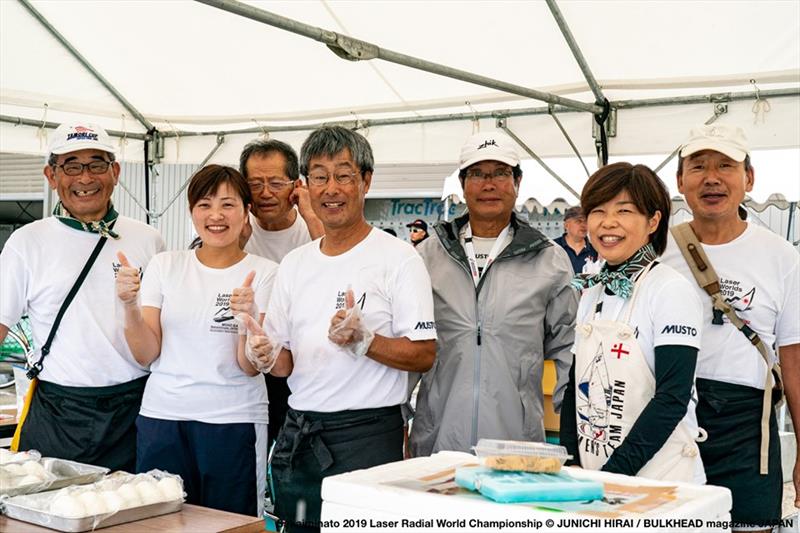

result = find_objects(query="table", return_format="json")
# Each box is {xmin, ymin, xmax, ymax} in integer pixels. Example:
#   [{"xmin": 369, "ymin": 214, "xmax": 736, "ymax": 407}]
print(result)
[
  {"xmin": 321, "ymin": 452, "xmax": 733, "ymax": 532},
  {"xmin": 0, "ymin": 504, "xmax": 264, "ymax": 533}
]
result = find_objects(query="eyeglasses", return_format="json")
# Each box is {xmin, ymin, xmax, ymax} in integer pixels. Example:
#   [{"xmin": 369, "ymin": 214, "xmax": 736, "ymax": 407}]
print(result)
[
  {"xmin": 464, "ymin": 167, "xmax": 514, "ymax": 183},
  {"xmin": 247, "ymin": 179, "xmax": 293, "ymax": 193},
  {"xmin": 306, "ymin": 171, "xmax": 360, "ymax": 188},
  {"xmin": 410, "ymin": 228, "xmax": 425, "ymax": 233},
  {"xmin": 53, "ymin": 160, "xmax": 112, "ymax": 176}
]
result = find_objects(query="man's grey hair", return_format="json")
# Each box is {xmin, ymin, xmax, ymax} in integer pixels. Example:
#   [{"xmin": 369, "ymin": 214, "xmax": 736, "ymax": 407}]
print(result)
[
  {"xmin": 299, "ymin": 126, "xmax": 374, "ymax": 177},
  {"xmin": 239, "ymin": 138, "xmax": 299, "ymax": 181},
  {"xmin": 47, "ymin": 151, "xmax": 116, "ymax": 167}
]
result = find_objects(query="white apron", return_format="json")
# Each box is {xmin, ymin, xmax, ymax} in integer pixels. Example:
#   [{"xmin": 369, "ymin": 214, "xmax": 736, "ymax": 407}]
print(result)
[{"xmin": 574, "ymin": 263, "xmax": 702, "ymax": 483}]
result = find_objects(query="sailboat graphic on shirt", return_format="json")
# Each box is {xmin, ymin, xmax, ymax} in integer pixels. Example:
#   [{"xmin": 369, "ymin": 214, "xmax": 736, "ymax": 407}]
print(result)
[{"xmin": 577, "ymin": 343, "xmax": 612, "ymax": 443}]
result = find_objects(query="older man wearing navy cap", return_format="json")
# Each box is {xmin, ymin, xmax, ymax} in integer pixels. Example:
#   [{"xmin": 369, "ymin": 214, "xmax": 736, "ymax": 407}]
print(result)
[
  {"xmin": 409, "ymin": 130, "xmax": 577, "ymax": 456},
  {"xmin": 0, "ymin": 122, "xmax": 164, "ymax": 471}
]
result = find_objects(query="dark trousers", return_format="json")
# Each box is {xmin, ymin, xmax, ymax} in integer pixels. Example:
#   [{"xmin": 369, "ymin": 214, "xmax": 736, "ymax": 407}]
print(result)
[
  {"xmin": 696, "ymin": 378, "xmax": 782, "ymax": 528},
  {"xmin": 266, "ymin": 374, "xmax": 290, "ymax": 444},
  {"xmin": 136, "ymin": 415, "xmax": 258, "ymax": 516},
  {"xmin": 272, "ymin": 405, "xmax": 403, "ymax": 533},
  {"xmin": 19, "ymin": 376, "xmax": 147, "ymax": 472}
]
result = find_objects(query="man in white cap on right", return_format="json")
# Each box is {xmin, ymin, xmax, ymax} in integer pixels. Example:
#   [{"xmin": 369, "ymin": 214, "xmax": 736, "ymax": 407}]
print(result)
[
  {"xmin": 0, "ymin": 122, "xmax": 164, "ymax": 471},
  {"xmin": 409, "ymin": 130, "xmax": 577, "ymax": 457},
  {"xmin": 662, "ymin": 124, "xmax": 799, "ymax": 529}
]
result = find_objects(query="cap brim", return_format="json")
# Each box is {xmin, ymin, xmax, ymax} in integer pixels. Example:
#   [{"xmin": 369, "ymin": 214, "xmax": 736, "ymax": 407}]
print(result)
[
  {"xmin": 679, "ymin": 141, "xmax": 747, "ymax": 162},
  {"xmin": 50, "ymin": 142, "xmax": 117, "ymax": 156},
  {"xmin": 459, "ymin": 155, "xmax": 519, "ymax": 170}
]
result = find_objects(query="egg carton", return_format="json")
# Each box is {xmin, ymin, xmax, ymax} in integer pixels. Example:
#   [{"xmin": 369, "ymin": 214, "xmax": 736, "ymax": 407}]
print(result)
[
  {"xmin": 0, "ymin": 470, "xmax": 183, "ymax": 532},
  {"xmin": 1, "ymin": 458, "xmax": 109, "ymax": 497}
]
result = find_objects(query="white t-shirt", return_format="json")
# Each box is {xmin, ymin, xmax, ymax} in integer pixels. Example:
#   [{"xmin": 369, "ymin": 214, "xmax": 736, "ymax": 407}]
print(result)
[
  {"xmin": 458, "ymin": 225, "xmax": 513, "ymax": 277},
  {"xmin": 267, "ymin": 228, "xmax": 437, "ymax": 412},
  {"xmin": 662, "ymin": 223, "xmax": 800, "ymax": 389},
  {"xmin": 244, "ymin": 211, "xmax": 311, "ymax": 263},
  {"xmin": 576, "ymin": 267, "xmax": 704, "ymax": 422},
  {"xmin": 0, "ymin": 216, "xmax": 164, "ymax": 387},
  {"xmin": 139, "ymin": 251, "xmax": 277, "ymax": 424},
  {"xmin": 575, "ymin": 263, "xmax": 705, "ymax": 483}
]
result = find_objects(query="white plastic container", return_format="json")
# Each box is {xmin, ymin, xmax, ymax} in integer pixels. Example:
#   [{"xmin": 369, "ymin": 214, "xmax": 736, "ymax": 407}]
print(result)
[{"xmin": 472, "ymin": 439, "xmax": 571, "ymax": 473}]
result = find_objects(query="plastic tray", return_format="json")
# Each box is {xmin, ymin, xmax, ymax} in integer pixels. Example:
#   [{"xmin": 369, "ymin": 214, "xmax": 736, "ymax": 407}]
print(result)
[
  {"xmin": 472, "ymin": 439, "xmax": 570, "ymax": 473},
  {"xmin": 455, "ymin": 465, "xmax": 604, "ymax": 503},
  {"xmin": 2, "ymin": 489, "xmax": 182, "ymax": 532},
  {"xmin": 2, "ymin": 472, "xmax": 183, "ymax": 532},
  {"xmin": 1, "ymin": 458, "xmax": 109, "ymax": 497},
  {"xmin": 0, "ymin": 449, "xmax": 41, "ymax": 465}
]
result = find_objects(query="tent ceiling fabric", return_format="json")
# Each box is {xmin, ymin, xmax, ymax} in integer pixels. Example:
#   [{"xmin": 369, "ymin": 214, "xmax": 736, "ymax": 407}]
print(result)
[{"xmin": 1, "ymin": 0, "xmax": 798, "ymax": 199}]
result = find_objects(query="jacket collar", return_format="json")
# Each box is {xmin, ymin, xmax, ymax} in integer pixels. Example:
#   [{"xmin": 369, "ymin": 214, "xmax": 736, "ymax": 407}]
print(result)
[{"xmin": 433, "ymin": 211, "xmax": 551, "ymax": 268}]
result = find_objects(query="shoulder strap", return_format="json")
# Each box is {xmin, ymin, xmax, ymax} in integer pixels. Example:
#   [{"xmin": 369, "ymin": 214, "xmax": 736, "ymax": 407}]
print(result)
[
  {"xmin": 670, "ymin": 222, "xmax": 780, "ymax": 475},
  {"xmin": 27, "ymin": 223, "xmax": 115, "ymax": 380}
]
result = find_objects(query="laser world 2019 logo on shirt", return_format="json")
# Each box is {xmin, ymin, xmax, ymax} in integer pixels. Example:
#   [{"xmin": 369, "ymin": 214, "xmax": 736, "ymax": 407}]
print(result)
[{"xmin": 66, "ymin": 126, "xmax": 99, "ymax": 142}]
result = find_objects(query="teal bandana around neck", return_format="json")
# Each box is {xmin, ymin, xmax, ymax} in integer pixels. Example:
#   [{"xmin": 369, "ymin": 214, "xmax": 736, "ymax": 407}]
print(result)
[
  {"xmin": 53, "ymin": 201, "xmax": 120, "ymax": 240},
  {"xmin": 570, "ymin": 242, "xmax": 658, "ymax": 299}
]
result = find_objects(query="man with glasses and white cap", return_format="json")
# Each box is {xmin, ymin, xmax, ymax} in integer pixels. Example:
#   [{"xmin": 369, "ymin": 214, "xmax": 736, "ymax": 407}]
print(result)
[
  {"xmin": 0, "ymin": 122, "xmax": 164, "ymax": 471},
  {"xmin": 409, "ymin": 130, "xmax": 577, "ymax": 457},
  {"xmin": 662, "ymin": 124, "xmax": 800, "ymax": 529}
]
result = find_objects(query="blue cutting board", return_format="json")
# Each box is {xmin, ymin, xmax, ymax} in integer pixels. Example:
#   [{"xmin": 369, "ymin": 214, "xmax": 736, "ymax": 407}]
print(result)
[{"xmin": 455, "ymin": 466, "xmax": 604, "ymax": 503}]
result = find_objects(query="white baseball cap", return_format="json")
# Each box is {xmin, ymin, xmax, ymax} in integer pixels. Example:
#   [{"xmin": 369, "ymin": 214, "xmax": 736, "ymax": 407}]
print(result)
[
  {"xmin": 679, "ymin": 124, "xmax": 750, "ymax": 162},
  {"xmin": 48, "ymin": 122, "xmax": 117, "ymax": 156},
  {"xmin": 459, "ymin": 130, "xmax": 520, "ymax": 170}
]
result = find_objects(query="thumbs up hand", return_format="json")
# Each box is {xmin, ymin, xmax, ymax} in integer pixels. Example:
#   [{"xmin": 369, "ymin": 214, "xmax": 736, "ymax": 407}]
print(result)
[
  {"xmin": 328, "ymin": 287, "xmax": 374, "ymax": 358},
  {"xmin": 241, "ymin": 314, "xmax": 279, "ymax": 373},
  {"xmin": 232, "ymin": 270, "xmax": 259, "ymax": 335},
  {"xmin": 116, "ymin": 251, "xmax": 141, "ymax": 306}
]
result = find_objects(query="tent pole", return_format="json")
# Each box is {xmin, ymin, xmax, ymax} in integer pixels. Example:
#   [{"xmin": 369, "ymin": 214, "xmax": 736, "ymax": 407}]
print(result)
[
  {"xmin": 548, "ymin": 106, "xmax": 591, "ymax": 177},
  {"xmin": 500, "ymin": 122, "xmax": 580, "ymax": 201},
  {"xmin": 17, "ymin": 0, "xmax": 154, "ymax": 133},
  {"xmin": 0, "ymin": 115, "xmax": 148, "ymax": 140},
  {"xmin": 545, "ymin": 0, "xmax": 605, "ymax": 104},
  {"xmin": 655, "ymin": 105, "xmax": 727, "ymax": 173},
  {"xmin": 156, "ymin": 135, "xmax": 226, "ymax": 217},
  {"xmin": 194, "ymin": 0, "xmax": 601, "ymax": 114}
]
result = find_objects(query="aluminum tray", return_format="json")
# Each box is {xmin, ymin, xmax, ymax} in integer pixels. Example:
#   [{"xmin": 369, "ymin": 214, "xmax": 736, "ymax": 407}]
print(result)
[
  {"xmin": 2, "ymin": 488, "xmax": 182, "ymax": 532},
  {"xmin": 1, "ymin": 458, "xmax": 108, "ymax": 497}
]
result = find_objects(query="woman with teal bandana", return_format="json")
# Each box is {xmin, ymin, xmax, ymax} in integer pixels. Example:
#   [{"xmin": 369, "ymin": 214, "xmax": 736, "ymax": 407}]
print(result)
[{"xmin": 560, "ymin": 163, "xmax": 707, "ymax": 483}]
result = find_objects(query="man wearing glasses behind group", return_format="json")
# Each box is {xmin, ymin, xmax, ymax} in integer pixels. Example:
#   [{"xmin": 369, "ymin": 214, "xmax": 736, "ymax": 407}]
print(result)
[
  {"xmin": 0, "ymin": 122, "xmax": 164, "ymax": 471},
  {"xmin": 239, "ymin": 139, "xmax": 324, "ymax": 448},
  {"xmin": 409, "ymin": 130, "xmax": 576, "ymax": 457}
]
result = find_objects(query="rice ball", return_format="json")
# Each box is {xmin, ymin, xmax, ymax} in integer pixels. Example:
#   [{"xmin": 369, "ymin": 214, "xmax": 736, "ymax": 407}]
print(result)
[
  {"xmin": 99, "ymin": 490, "xmax": 125, "ymax": 512},
  {"xmin": 135, "ymin": 480, "xmax": 163, "ymax": 505},
  {"xmin": 3, "ymin": 463, "xmax": 25, "ymax": 476},
  {"xmin": 77, "ymin": 491, "xmax": 108, "ymax": 516},
  {"xmin": 22, "ymin": 461, "xmax": 46, "ymax": 478},
  {"xmin": 116, "ymin": 484, "xmax": 142, "ymax": 509},
  {"xmin": 50, "ymin": 494, "xmax": 86, "ymax": 519},
  {"xmin": 156, "ymin": 477, "xmax": 183, "ymax": 501}
]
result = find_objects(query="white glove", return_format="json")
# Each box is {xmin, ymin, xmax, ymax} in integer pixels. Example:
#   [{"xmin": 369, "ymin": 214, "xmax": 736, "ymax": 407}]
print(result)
[
  {"xmin": 328, "ymin": 288, "xmax": 374, "ymax": 359},
  {"xmin": 231, "ymin": 270, "xmax": 260, "ymax": 336},
  {"xmin": 240, "ymin": 314, "xmax": 281, "ymax": 373}
]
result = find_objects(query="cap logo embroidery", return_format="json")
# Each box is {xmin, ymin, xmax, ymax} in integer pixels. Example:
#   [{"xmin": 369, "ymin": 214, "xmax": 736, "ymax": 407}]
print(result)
[
  {"xmin": 66, "ymin": 131, "xmax": 99, "ymax": 142},
  {"xmin": 477, "ymin": 139, "xmax": 498, "ymax": 150}
]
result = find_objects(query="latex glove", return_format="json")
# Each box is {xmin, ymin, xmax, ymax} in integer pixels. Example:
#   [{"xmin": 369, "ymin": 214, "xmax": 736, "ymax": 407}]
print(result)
[
  {"xmin": 328, "ymin": 288, "xmax": 374, "ymax": 358},
  {"xmin": 116, "ymin": 251, "xmax": 141, "ymax": 307},
  {"xmin": 240, "ymin": 314, "xmax": 281, "ymax": 373},
  {"xmin": 232, "ymin": 270, "xmax": 259, "ymax": 335}
]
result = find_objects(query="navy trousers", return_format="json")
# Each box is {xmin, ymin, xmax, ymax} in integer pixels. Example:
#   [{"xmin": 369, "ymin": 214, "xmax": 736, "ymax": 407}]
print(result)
[{"xmin": 136, "ymin": 415, "xmax": 259, "ymax": 516}]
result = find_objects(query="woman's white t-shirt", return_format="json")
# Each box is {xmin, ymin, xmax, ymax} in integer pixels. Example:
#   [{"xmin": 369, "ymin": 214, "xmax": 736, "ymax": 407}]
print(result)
[{"xmin": 139, "ymin": 250, "xmax": 277, "ymax": 424}]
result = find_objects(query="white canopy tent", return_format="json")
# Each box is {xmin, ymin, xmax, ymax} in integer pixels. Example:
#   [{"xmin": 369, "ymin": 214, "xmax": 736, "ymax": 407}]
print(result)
[{"xmin": 1, "ymin": 0, "xmax": 799, "ymax": 210}]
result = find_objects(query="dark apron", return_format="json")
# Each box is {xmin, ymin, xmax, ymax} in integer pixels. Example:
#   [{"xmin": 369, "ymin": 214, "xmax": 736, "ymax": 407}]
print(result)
[
  {"xmin": 696, "ymin": 378, "xmax": 782, "ymax": 527},
  {"xmin": 19, "ymin": 375, "xmax": 148, "ymax": 473},
  {"xmin": 272, "ymin": 405, "xmax": 403, "ymax": 533}
]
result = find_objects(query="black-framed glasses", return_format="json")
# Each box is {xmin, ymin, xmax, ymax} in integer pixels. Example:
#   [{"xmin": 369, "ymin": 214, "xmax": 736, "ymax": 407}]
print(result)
[
  {"xmin": 410, "ymin": 228, "xmax": 425, "ymax": 233},
  {"xmin": 464, "ymin": 167, "xmax": 514, "ymax": 183},
  {"xmin": 247, "ymin": 179, "xmax": 293, "ymax": 193},
  {"xmin": 307, "ymin": 171, "xmax": 360, "ymax": 188},
  {"xmin": 53, "ymin": 160, "xmax": 112, "ymax": 176}
]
